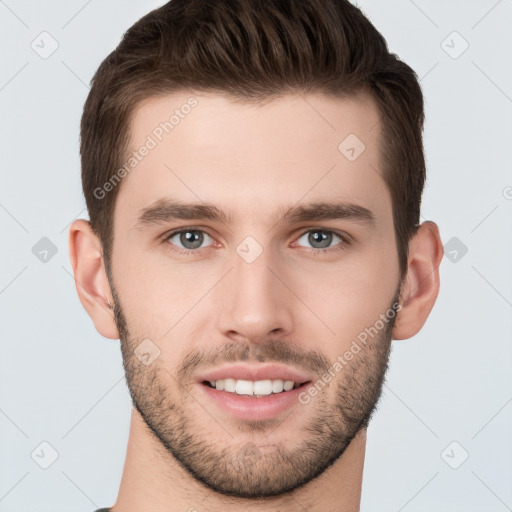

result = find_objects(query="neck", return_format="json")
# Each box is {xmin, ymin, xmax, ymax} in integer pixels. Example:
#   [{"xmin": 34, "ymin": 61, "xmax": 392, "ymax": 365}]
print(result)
[{"xmin": 111, "ymin": 408, "xmax": 366, "ymax": 512}]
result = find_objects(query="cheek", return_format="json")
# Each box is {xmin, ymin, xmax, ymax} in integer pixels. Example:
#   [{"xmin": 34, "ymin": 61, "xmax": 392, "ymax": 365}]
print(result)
[
  {"xmin": 111, "ymin": 244, "xmax": 221, "ymax": 336},
  {"xmin": 111, "ymin": 229, "xmax": 399, "ymax": 356},
  {"xmin": 287, "ymin": 247, "xmax": 399, "ymax": 356}
]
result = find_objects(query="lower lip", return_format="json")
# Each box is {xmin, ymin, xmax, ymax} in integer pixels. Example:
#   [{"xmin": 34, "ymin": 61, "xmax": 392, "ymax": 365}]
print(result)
[{"xmin": 198, "ymin": 382, "xmax": 312, "ymax": 421}]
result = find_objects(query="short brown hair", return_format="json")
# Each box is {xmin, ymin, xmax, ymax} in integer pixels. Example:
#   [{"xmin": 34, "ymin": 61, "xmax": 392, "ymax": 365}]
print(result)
[{"xmin": 80, "ymin": 0, "xmax": 425, "ymax": 279}]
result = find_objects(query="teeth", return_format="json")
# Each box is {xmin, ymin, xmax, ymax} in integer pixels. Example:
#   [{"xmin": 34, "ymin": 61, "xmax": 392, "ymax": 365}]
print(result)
[
  {"xmin": 224, "ymin": 378, "xmax": 236, "ymax": 392},
  {"xmin": 283, "ymin": 380, "xmax": 294, "ymax": 391},
  {"xmin": 208, "ymin": 378, "xmax": 302, "ymax": 396},
  {"xmin": 254, "ymin": 379, "xmax": 273, "ymax": 395},
  {"xmin": 235, "ymin": 379, "xmax": 254, "ymax": 395},
  {"xmin": 272, "ymin": 379, "xmax": 284, "ymax": 393}
]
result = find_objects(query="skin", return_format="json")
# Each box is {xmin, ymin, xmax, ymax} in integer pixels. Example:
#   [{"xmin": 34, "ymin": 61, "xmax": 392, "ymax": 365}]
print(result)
[{"xmin": 69, "ymin": 91, "xmax": 443, "ymax": 512}]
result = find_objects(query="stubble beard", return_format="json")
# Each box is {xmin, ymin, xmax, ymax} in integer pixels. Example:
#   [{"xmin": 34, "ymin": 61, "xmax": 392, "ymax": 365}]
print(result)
[{"xmin": 110, "ymin": 282, "xmax": 399, "ymax": 498}]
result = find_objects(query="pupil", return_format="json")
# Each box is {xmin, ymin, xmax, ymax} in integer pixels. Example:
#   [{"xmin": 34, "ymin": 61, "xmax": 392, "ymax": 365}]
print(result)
[{"xmin": 309, "ymin": 231, "xmax": 331, "ymax": 249}]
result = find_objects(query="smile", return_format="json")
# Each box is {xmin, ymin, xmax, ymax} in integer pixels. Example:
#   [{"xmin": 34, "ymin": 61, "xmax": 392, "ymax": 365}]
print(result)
[{"xmin": 204, "ymin": 378, "xmax": 307, "ymax": 396}]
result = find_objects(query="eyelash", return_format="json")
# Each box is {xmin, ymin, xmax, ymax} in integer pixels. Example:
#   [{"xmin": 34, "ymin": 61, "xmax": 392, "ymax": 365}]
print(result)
[{"xmin": 163, "ymin": 227, "xmax": 350, "ymax": 256}]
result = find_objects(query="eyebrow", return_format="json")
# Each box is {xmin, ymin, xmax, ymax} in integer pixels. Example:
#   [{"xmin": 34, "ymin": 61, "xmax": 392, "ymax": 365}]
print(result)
[{"xmin": 133, "ymin": 198, "xmax": 376, "ymax": 229}]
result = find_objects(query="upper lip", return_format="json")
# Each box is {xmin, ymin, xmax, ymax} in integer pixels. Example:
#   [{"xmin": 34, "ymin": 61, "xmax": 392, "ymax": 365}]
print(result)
[{"xmin": 197, "ymin": 363, "xmax": 313, "ymax": 384}]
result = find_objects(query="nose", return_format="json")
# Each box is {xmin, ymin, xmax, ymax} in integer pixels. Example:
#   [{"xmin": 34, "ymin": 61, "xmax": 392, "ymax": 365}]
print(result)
[{"xmin": 216, "ymin": 243, "xmax": 294, "ymax": 344}]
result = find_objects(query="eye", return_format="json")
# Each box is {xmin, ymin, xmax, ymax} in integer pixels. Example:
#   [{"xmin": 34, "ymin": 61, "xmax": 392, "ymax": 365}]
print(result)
[
  {"xmin": 163, "ymin": 227, "xmax": 349, "ymax": 256},
  {"xmin": 165, "ymin": 228, "xmax": 215, "ymax": 254},
  {"xmin": 295, "ymin": 229, "xmax": 348, "ymax": 253}
]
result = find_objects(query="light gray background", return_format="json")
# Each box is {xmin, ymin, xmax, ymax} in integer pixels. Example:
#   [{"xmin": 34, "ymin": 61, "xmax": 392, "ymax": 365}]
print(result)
[{"xmin": 1, "ymin": 1, "xmax": 511, "ymax": 511}]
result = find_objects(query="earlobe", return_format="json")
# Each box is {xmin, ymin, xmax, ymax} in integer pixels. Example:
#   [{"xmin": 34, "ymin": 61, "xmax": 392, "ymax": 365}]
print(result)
[
  {"xmin": 392, "ymin": 221, "xmax": 444, "ymax": 340},
  {"xmin": 68, "ymin": 219, "xmax": 120, "ymax": 340}
]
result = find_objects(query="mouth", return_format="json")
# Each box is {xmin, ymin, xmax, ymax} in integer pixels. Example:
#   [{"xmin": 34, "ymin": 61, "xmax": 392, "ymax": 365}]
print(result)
[{"xmin": 196, "ymin": 365, "xmax": 314, "ymax": 421}]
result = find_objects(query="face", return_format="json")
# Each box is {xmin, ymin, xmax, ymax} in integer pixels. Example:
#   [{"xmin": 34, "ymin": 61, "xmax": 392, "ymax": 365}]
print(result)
[{"xmin": 107, "ymin": 91, "xmax": 402, "ymax": 497}]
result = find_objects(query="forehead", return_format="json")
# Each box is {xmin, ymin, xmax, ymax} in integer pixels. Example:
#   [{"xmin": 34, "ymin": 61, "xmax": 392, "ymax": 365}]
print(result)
[{"xmin": 115, "ymin": 90, "xmax": 391, "ymax": 228}]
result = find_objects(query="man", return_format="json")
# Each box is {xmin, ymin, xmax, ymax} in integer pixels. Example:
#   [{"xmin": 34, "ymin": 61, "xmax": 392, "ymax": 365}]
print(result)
[{"xmin": 69, "ymin": 0, "xmax": 443, "ymax": 510}]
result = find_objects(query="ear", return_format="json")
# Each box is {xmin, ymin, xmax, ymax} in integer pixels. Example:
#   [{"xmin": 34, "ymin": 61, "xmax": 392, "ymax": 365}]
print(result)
[
  {"xmin": 68, "ymin": 219, "xmax": 119, "ymax": 340},
  {"xmin": 393, "ymin": 221, "xmax": 444, "ymax": 340}
]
